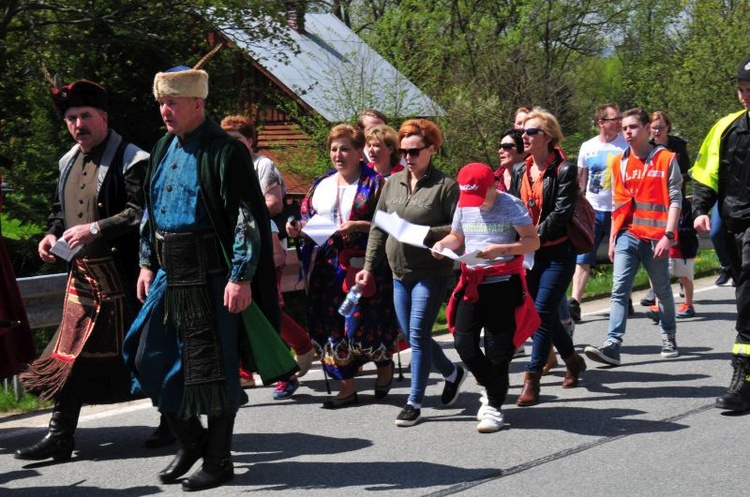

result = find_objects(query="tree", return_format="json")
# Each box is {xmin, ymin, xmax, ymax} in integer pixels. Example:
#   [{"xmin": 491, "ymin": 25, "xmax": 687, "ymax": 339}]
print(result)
[{"xmin": 0, "ymin": 1, "xmax": 294, "ymax": 226}]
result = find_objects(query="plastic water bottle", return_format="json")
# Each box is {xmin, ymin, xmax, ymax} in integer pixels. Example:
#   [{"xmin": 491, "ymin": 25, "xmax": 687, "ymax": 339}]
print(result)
[{"xmin": 338, "ymin": 284, "xmax": 363, "ymax": 317}]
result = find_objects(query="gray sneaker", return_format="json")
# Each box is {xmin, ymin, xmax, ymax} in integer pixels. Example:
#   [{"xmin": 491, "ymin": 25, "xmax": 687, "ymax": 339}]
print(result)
[
  {"xmin": 584, "ymin": 340, "xmax": 621, "ymax": 366},
  {"xmin": 660, "ymin": 334, "xmax": 679, "ymax": 358}
]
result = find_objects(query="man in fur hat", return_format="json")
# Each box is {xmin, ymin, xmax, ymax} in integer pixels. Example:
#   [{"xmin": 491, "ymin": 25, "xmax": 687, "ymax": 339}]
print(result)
[
  {"xmin": 122, "ymin": 64, "xmax": 296, "ymax": 491},
  {"xmin": 16, "ymin": 80, "xmax": 148, "ymax": 462}
]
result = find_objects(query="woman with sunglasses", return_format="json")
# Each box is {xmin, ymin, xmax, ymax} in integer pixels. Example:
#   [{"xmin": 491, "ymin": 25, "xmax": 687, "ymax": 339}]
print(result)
[
  {"xmin": 365, "ymin": 124, "xmax": 404, "ymax": 179},
  {"xmin": 356, "ymin": 119, "xmax": 465, "ymax": 427},
  {"xmin": 496, "ymin": 129, "xmax": 525, "ymax": 192},
  {"xmin": 286, "ymin": 124, "xmax": 399, "ymax": 409},
  {"xmin": 509, "ymin": 108, "xmax": 587, "ymax": 406}
]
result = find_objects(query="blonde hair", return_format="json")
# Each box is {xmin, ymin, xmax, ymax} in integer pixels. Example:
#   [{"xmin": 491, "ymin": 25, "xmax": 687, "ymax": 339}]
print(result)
[
  {"xmin": 524, "ymin": 107, "xmax": 564, "ymax": 151},
  {"xmin": 365, "ymin": 124, "xmax": 400, "ymax": 166}
]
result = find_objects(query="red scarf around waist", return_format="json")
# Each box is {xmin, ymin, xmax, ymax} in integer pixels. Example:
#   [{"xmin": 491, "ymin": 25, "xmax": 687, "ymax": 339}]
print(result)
[{"xmin": 446, "ymin": 255, "xmax": 540, "ymax": 348}]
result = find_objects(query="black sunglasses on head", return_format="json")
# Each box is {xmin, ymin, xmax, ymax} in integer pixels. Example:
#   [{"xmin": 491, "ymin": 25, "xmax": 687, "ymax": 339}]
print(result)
[
  {"xmin": 523, "ymin": 128, "xmax": 544, "ymax": 136},
  {"xmin": 399, "ymin": 146, "xmax": 428, "ymax": 158}
]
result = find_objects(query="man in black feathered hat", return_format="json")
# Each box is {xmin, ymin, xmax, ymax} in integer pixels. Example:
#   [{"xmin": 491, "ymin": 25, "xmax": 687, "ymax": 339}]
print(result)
[{"xmin": 15, "ymin": 79, "xmax": 149, "ymax": 462}]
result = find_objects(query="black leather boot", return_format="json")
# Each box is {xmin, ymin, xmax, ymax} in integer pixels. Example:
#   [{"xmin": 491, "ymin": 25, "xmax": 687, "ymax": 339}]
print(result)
[
  {"xmin": 15, "ymin": 397, "xmax": 81, "ymax": 462},
  {"xmin": 182, "ymin": 414, "xmax": 235, "ymax": 491},
  {"xmin": 158, "ymin": 414, "xmax": 206, "ymax": 484},
  {"xmin": 144, "ymin": 413, "xmax": 177, "ymax": 449},
  {"xmin": 716, "ymin": 355, "xmax": 750, "ymax": 412}
]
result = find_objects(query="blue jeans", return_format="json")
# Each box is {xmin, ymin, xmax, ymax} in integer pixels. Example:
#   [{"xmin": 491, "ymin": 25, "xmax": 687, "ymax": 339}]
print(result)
[
  {"xmin": 526, "ymin": 241, "xmax": 577, "ymax": 372},
  {"xmin": 392, "ymin": 276, "xmax": 455, "ymax": 405},
  {"xmin": 608, "ymin": 231, "xmax": 676, "ymax": 342},
  {"xmin": 710, "ymin": 202, "xmax": 730, "ymax": 269}
]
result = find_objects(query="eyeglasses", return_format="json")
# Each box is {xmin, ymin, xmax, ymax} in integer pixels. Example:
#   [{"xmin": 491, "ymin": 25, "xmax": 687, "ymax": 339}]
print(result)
[
  {"xmin": 398, "ymin": 146, "xmax": 428, "ymax": 158},
  {"xmin": 601, "ymin": 117, "xmax": 623, "ymax": 122},
  {"xmin": 523, "ymin": 128, "xmax": 544, "ymax": 136},
  {"xmin": 499, "ymin": 143, "xmax": 516, "ymax": 150},
  {"xmin": 650, "ymin": 126, "xmax": 666, "ymax": 131}
]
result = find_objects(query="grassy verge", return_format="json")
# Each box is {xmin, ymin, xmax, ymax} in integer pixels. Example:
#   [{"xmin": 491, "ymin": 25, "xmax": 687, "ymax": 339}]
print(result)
[{"xmin": 0, "ymin": 387, "xmax": 52, "ymax": 416}]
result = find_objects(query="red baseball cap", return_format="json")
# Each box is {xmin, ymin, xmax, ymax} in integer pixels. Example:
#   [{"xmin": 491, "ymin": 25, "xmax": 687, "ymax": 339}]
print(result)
[{"xmin": 457, "ymin": 162, "xmax": 495, "ymax": 207}]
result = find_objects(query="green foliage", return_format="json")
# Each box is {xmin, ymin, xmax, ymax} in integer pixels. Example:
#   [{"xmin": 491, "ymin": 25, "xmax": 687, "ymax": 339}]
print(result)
[{"xmin": 0, "ymin": 0, "xmax": 293, "ymax": 229}]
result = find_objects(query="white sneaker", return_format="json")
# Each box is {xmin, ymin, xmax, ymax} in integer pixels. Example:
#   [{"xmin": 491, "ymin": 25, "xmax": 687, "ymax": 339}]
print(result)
[
  {"xmin": 476, "ymin": 405, "xmax": 505, "ymax": 433},
  {"xmin": 476, "ymin": 389, "xmax": 488, "ymax": 421}
]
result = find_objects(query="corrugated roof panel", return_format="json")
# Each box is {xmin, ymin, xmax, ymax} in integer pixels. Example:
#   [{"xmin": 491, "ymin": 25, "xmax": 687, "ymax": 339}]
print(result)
[{"xmin": 223, "ymin": 13, "xmax": 444, "ymax": 122}]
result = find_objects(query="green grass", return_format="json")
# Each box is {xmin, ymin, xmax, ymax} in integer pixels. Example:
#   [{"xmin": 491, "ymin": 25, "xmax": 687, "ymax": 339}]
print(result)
[
  {"xmin": 0, "ymin": 387, "xmax": 52, "ymax": 415},
  {"xmin": 581, "ymin": 249, "xmax": 720, "ymax": 301}
]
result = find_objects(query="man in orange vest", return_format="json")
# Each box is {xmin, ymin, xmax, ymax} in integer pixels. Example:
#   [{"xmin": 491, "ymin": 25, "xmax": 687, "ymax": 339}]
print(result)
[
  {"xmin": 691, "ymin": 56, "xmax": 750, "ymax": 412},
  {"xmin": 584, "ymin": 108, "xmax": 682, "ymax": 366}
]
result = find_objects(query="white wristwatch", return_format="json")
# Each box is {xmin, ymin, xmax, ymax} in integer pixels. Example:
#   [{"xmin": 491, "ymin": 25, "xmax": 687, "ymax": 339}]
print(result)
[{"xmin": 90, "ymin": 222, "xmax": 100, "ymax": 238}]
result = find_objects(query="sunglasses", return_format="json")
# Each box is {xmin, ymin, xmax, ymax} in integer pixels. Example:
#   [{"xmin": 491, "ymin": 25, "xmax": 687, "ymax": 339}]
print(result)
[
  {"xmin": 600, "ymin": 117, "xmax": 623, "ymax": 122},
  {"xmin": 398, "ymin": 146, "xmax": 428, "ymax": 158},
  {"xmin": 650, "ymin": 126, "xmax": 666, "ymax": 131},
  {"xmin": 499, "ymin": 143, "xmax": 517, "ymax": 150},
  {"xmin": 523, "ymin": 128, "xmax": 544, "ymax": 136}
]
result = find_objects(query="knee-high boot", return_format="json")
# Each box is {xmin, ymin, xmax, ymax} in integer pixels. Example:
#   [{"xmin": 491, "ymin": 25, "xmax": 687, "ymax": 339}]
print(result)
[
  {"xmin": 158, "ymin": 414, "xmax": 206, "ymax": 484},
  {"xmin": 15, "ymin": 396, "xmax": 81, "ymax": 461},
  {"xmin": 716, "ymin": 355, "xmax": 750, "ymax": 412},
  {"xmin": 182, "ymin": 414, "xmax": 235, "ymax": 491}
]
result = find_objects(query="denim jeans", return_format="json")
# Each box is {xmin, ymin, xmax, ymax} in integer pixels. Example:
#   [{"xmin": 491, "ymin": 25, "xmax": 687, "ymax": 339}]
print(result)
[
  {"xmin": 608, "ymin": 230, "xmax": 676, "ymax": 342},
  {"xmin": 525, "ymin": 241, "xmax": 576, "ymax": 372},
  {"xmin": 392, "ymin": 276, "xmax": 455, "ymax": 405},
  {"xmin": 710, "ymin": 202, "xmax": 730, "ymax": 269}
]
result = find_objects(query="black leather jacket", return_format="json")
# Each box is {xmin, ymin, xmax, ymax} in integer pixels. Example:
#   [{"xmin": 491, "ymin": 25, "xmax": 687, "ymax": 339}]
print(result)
[{"xmin": 509, "ymin": 149, "xmax": 578, "ymax": 244}]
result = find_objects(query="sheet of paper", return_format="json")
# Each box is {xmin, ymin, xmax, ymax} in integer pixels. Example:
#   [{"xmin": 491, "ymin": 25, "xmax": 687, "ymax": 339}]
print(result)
[
  {"xmin": 49, "ymin": 237, "xmax": 82, "ymax": 262},
  {"xmin": 429, "ymin": 247, "xmax": 489, "ymax": 266},
  {"xmin": 373, "ymin": 211, "xmax": 431, "ymax": 249},
  {"xmin": 301, "ymin": 215, "xmax": 339, "ymax": 246}
]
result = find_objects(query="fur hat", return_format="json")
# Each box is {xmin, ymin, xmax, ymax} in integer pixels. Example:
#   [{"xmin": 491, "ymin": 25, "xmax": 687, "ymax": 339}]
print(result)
[
  {"xmin": 51, "ymin": 80, "xmax": 108, "ymax": 115},
  {"xmin": 153, "ymin": 66, "xmax": 209, "ymax": 100}
]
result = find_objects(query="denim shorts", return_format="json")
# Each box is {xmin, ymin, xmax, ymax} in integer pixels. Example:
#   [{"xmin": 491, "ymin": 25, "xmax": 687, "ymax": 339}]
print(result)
[{"xmin": 576, "ymin": 209, "xmax": 611, "ymax": 265}]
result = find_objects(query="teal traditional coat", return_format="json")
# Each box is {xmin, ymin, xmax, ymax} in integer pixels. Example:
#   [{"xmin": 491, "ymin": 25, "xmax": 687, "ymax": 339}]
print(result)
[{"xmin": 125, "ymin": 119, "xmax": 296, "ymax": 413}]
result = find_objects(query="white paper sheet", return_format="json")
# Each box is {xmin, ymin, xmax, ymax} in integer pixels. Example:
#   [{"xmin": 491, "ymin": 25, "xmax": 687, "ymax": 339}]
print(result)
[
  {"xmin": 372, "ymin": 211, "xmax": 431, "ymax": 249},
  {"xmin": 429, "ymin": 247, "xmax": 488, "ymax": 266},
  {"xmin": 301, "ymin": 215, "xmax": 339, "ymax": 246},
  {"xmin": 49, "ymin": 237, "xmax": 82, "ymax": 262}
]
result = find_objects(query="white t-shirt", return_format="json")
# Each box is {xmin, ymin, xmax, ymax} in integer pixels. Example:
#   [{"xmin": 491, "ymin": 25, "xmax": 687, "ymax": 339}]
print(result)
[
  {"xmin": 577, "ymin": 134, "xmax": 628, "ymax": 212},
  {"xmin": 253, "ymin": 155, "xmax": 286, "ymax": 197},
  {"xmin": 452, "ymin": 192, "xmax": 532, "ymax": 277},
  {"xmin": 310, "ymin": 174, "xmax": 357, "ymax": 226}
]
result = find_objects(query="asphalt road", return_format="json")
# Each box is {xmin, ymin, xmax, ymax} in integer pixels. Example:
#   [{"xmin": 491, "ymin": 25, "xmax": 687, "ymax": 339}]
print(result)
[{"xmin": 0, "ymin": 276, "xmax": 745, "ymax": 496}]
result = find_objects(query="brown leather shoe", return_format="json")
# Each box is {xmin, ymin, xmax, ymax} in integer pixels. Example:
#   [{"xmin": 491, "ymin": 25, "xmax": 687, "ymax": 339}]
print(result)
[
  {"xmin": 542, "ymin": 349, "xmax": 558, "ymax": 375},
  {"xmin": 517, "ymin": 371, "xmax": 541, "ymax": 406},
  {"xmin": 562, "ymin": 353, "xmax": 587, "ymax": 388}
]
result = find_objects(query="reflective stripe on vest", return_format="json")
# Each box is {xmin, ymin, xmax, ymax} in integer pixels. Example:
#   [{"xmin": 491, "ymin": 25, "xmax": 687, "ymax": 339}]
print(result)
[
  {"xmin": 732, "ymin": 343, "xmax": 750, "ymax": 356},
  {"xmin": 612, "ymin": 146, "xmax": 673, "ymax": 240}
]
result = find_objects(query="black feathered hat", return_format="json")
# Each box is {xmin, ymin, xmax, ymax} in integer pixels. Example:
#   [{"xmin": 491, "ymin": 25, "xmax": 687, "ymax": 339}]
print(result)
[{"xmin": 50, "ymin": 80, "xmax": 108, "ymax": 115}]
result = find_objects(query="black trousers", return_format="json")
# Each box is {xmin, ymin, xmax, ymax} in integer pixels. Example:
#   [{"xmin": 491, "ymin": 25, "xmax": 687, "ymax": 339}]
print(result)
[
  {"xmin": 724, "ymin": 226, "xmax": 750, "ymax": 344},
  {"xmin": 453, "ymin": 276, "xmax": 521, "ymax": 408}
]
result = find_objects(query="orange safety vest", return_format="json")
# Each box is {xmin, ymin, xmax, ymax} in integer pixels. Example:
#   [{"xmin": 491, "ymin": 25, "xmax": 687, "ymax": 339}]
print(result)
[{"xmin": 612, "ymin": 145, "xmax": 676, "ymax": 241}]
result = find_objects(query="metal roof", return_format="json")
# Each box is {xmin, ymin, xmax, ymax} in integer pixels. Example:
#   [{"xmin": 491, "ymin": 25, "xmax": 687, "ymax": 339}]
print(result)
[{"xmin": 223, "ymin": 13, "xmax": 444, "ymax": 122}]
